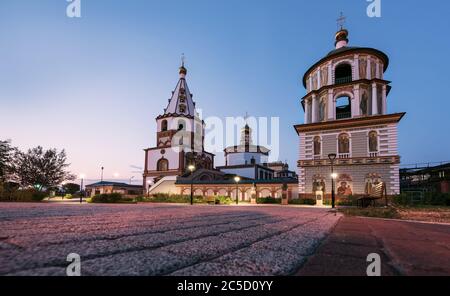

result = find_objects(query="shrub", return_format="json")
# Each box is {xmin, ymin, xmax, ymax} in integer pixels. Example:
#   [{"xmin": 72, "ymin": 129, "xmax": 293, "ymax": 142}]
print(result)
[
  {"xmin": 215, "ymin": 196, "xmax": 233, "ymax": 205},
  {"xmin": 145, "ymin": 193, "xmax": 205, "ymax": 204},
  {"xmin": 91, "ymin": 193, "xmax": 124, "ymax": 203},
  {"xmin": 257, "ymin": 197, "xmax": 281, "ymax": 204},
  {"xmin": 289, "ymin": 198, "xmax": 316, "ymax": 205},
  {"xmin": 1, "ymin": 188, "xmax": 47, "ymax": 202}
]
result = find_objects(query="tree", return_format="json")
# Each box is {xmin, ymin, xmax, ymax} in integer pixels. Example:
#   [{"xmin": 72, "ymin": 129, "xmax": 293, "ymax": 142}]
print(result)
[
  {"xmin": 12, "ymin": 146, "xmax": 75, "ymax": 191},
  {"xmin": 0, "ymin": 140, "xmax": 14, "ymax": 182},
  {"xmin": 62, "ymin": 183, "xmax": 81, "ymax": 194}
]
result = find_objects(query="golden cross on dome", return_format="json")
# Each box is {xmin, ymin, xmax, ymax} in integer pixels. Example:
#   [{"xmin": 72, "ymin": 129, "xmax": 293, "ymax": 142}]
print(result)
[
  {"xmin": 337, "ymin": 12, "xmax": 346, "ymax": 30},
  {"xmin": 244, "ymin": 112, "xmax": 249, "ymax": 122}
]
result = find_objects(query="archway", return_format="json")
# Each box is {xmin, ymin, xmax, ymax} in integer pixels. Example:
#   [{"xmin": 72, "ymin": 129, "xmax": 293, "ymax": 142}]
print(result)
[
  {"xmin": 336, "ymin": 96, "xmax": 351, "ymax": 119},
  {"xmin": 335, "ymin": 63, "xmax": 352, "ymax": 84}
]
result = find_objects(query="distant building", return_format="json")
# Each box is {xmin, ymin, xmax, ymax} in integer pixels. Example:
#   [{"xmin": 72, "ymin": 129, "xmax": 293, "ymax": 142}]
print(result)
[
  {"xmin": 85, "ymin": 181, "xmax": 143, "ymax": 197},
  {"xmin": 295, "ymin": 27, "xmax": 405, "ymax": 199},
  {"xmin": 400, "ymin": 163, "xmax": 450, "ymax": 194}
]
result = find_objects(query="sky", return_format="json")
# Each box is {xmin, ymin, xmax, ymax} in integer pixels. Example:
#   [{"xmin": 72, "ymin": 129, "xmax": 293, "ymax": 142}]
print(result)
[{"xmin": 1, "ymin": 0, "xmax": 450, "ymax": 184}]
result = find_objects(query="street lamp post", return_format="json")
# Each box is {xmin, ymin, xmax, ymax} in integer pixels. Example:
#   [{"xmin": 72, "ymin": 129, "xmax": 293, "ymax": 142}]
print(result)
[
  {"xmin": 328, "ymin": 154, "xmax": 337, "ymax": 209},
  {"xmin": 79, "ymin": 174, "xmax": 85, "ymax": 204},
  {"xmin": 234, "ymin": 176, "xmax": 241, "ymax": 205},
  {"xmin": 188, "ymin": 165, "xmax": 196, "ymax": 205},
  {"xmin": 101, "ymin": 167, "xmax": 104, "ymax": 182}
]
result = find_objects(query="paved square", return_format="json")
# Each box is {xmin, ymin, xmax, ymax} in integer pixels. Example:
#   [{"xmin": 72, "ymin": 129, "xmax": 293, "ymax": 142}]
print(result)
[{"xmin": 0, "ymin": 203, "xmax": 340, "ymax": 276}]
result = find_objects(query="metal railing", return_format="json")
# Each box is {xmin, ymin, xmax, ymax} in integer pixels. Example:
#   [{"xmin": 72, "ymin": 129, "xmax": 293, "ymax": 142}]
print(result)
[
  {"xmin": 335, "ymin": 76, "xmax": 352, "ymax": 85},
  {"xmin": 336, "ymin": 112, "xmax": 351, "ymax": 120}
]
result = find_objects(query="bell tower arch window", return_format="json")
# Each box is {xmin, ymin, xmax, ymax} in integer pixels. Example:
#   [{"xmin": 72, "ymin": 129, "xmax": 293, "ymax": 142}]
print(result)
[
  {"xmin": 336, "ymin": 96, "xmax": 352, "ymax": 119},
  {"xmin": 335, "ymin": 63, "xmax": 352, "ymax": 85},
  {"xmin": 161, "ymin": 120, "xmax": 168, "ymax": 132}
]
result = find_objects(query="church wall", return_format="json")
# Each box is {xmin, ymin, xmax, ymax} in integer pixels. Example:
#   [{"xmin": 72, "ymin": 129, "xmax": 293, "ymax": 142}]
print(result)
[
  {"xmin": 302, "ymin": 163, "xmax": 397, "ymax": 196},
  {"xmin": 351, "ymin": 132, "xmax": 368, "ymax": 157},
  {"xmin": 147, "ymin": 149, "xmax": 180, "ymax": 171},
  {"xmin": 322, "ymin": 134, "xmax": 337, "ymax": 156}
]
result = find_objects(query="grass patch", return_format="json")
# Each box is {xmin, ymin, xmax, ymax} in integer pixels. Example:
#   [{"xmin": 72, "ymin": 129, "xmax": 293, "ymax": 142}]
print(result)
[
  {"xmin": 136, "ymin": 194, "xmax": 235, "ymax": 205},
  {"xmin": 394, "ymin": 205, "xmax": 450, "ymax": 223},
  {"xmin": 339, "ymin": 207, "xmax": 401, "ymax": 219},
  {"xmin": 339, "ymin": 205, "xmax": 450, "ymax": 223}
]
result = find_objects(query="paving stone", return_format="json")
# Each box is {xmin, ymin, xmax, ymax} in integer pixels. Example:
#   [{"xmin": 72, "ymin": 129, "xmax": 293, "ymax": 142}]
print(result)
[{"xmin": 0, "ymin": 203, "xmax": 341, "ymax": 276}]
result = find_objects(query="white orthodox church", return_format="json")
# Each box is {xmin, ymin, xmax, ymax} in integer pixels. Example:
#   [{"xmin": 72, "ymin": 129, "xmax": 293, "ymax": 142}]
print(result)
[
  {"xmin": 295, "ymin": 26, "xmax": 405, "ymax": 201},
  {"xmin": 143, "ymin": 63, "xmax": 298, "ymax": 200}
]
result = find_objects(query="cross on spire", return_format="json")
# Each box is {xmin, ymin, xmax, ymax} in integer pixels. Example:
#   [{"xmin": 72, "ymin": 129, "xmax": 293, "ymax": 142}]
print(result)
[
  {"xmin": 337, "ymin": 12, "xmax": 346, "ymax": 30},
  {"xmin": 181, "ymin": 53, "xmax": 186, "ymax": 67}
]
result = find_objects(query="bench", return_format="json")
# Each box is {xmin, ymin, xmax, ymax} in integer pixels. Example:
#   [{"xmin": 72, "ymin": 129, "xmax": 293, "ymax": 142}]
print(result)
[
  {"xmin": 205, "ymin": 196, "xmax": 217, "ymax": 205},
  {"xmin": 357, "ymin": 182, "xmax": 387, "ymax": 208}
]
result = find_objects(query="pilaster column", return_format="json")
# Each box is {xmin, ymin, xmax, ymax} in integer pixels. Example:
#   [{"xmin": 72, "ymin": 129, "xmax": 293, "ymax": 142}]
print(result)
[
  {"xmin": 372, "ymin": 83, "xmax": 378, "ymax": 115},
  {"xmin": 376, "ymin": 61, "xmax": 380, "ymax": 79},
  {"xmin": 304, "ymin": 99, "xmax": 310, "ymax": 124},
  {"xmin": 382, "ymin": 84, "xmax": 387, "ymax": 114},
  {"xmin": 354, "ymin": 55, "xmax": 360, "ymax": 80},
  {"xmin": 327, "ymin": 90, "xmax": 334, "ymax": 120},
  {"xmin": 328, "ymin": 62, "xmax": 333, "ymax": 86},
  {"xmin": 353, "ymin": 85, "xmax": 361, "ymax": 117},
  {"xmin": 317, "ymin": 70, "xmax": 321, "ymax": 89},
  {"xmin": 367, "ymin": 57, "xmax": 371, "ymax": 80},
  {"xmin": 309, "ymin": 76, "xmax": 313, "ymax": 92},
  {"xmin": 311, "ymin": 94, "xmax": 318, "ymax": 123}
]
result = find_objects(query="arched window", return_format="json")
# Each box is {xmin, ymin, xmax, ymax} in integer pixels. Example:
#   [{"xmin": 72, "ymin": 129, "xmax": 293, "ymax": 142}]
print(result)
[
  {"xmin": 369, "ymin": 131, "xmax": 378, "ymax": 153},
  {"xmin": 178, "ymin": 119, "xmax": 186, "ymax": 131},
  {"xmin": 157, "ymin": 158, "xmax": 169, "ymax": 171},
  {"xmin": 161, "ymin": 120, "xmax": 168, "ymax": 132},
  {"xmin": 250, "ymin": 157, "xmax": 256, "ymax": 165},
  {"xmin": 335, "ymin": 63, "xmax": 352, "ymax": 84},
  {"xmin": 313, "ymin": 136, "xmax": 321, "ymax": 157},
  {"xmin": 338, "ymin": 133, "xmax": 350, "ymax": 155},
  {"xmin": 336, "ymin": 96, "xmax": 351, "ymax": 119}
]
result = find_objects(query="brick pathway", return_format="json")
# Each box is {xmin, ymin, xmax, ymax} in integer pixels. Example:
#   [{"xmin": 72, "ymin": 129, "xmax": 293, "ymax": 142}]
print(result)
[
  {"xmin": 297, "ymin": 216, "xmax": 450, "ymax": 276},
  {"xmin": 0, "ymin": 203, "xmax": 340, "ymax": 276}
]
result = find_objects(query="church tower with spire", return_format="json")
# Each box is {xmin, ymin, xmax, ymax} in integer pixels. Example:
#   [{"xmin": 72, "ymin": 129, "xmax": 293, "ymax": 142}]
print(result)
[
  {"xmin": 294, "ymin": 19, "xmax": 405, "ymax": 200},
  {"xmin": 143, "ymin": 61, "xmax": 215, "ymax": 191}
]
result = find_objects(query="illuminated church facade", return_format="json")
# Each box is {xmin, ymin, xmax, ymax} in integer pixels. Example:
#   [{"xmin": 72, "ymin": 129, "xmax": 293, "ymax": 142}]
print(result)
[
  {"xmin": 143, "ymin": 63, "xmax": 298, "ymax": 200},
  {"xmin": 294, "ymin": 27, "xmax": 405, "ymax": 199}
]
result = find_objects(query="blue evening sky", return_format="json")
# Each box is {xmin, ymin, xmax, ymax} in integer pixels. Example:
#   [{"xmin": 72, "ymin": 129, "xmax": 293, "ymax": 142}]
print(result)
[{"xmin": 1, "ymin": 0, "xmax": 449, "ymax": 182}]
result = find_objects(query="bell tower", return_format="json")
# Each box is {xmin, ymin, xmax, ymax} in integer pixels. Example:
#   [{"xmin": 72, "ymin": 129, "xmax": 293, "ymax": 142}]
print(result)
[
  {"xmin": 143, "ymin": 60, "xmax": 215, "ymax": 191},
  {"xmin": 295, "ymin": 21, "xmax": 405, "ymax": 199}
]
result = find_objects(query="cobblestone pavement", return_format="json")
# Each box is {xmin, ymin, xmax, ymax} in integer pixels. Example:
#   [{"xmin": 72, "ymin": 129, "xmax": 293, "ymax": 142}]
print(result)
[
  {"xmin": 297, "ymin": 216, "xmax": 450, "ymax": 276},
  {"xmin": 0, "ymin": 203, "xmax": 340, "ymax": 276}
]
